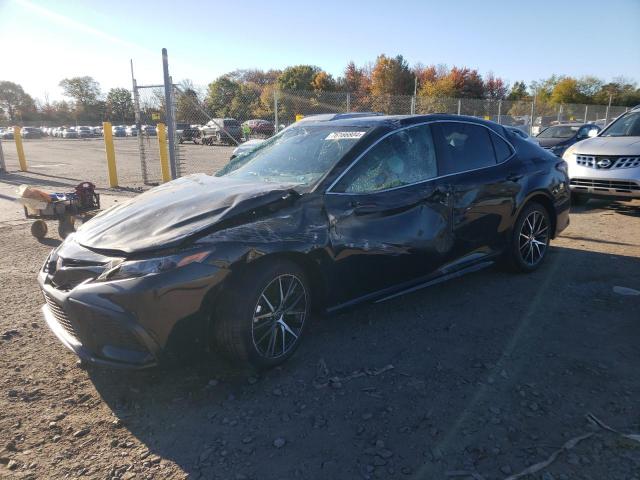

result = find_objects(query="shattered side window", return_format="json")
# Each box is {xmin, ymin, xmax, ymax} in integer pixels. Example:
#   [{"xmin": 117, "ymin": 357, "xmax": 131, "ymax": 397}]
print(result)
[
  {"xmin": 216, "ymin": 126, "xmax": 368, "ymax": 187},
  {"xmin": 333, "ymin": 125, "xmax": 438, "ymax": 194}
]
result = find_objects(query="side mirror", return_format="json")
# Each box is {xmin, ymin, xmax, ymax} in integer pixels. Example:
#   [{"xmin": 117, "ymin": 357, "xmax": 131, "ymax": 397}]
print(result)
[{"xmin": 588, "ymin": 129, "xmax": 598, "ymax": 138}]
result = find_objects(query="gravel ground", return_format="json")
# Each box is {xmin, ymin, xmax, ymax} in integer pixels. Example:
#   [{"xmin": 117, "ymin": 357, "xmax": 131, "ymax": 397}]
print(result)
[
  {"xmin": 0, "ymin": 137, "xmax": 234, "ymax": 189},
  {"xmin": 0, "ymin": 147, "xmax": 639, "ymax": 479}
]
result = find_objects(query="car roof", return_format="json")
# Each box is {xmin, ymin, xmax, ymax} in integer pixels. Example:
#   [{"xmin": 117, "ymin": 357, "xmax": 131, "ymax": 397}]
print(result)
[{"xmin": 295, "ymin": 113, "xmax": 505, "ymax": 130}]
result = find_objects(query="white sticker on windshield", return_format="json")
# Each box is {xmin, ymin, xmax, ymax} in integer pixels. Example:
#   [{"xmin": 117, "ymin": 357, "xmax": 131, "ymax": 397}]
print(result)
[{"xmin": 325, "ymin": 131, "xmax": 366, "ymax": 140}]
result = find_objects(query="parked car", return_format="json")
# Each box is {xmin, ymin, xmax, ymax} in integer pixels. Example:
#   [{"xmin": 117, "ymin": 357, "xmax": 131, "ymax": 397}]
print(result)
[
  {"xmin": 563, "ymin": 105, "xmax": 640, "ymax": 203},
  {"xmin": 126, "ymin": 125, "xmax": 138, "ymax": 137},
  {"xmin": 230, "ymin": 138, "xmax": 266, "ymax": 159},
  {"xmin": 62, "ymin": 127, "xmax": 78, "ymax": 139},
  {"xmin": 142, "ymin": 125, "xmax": 157, "ymax": 136},
  {"xmin": 242, "ymin": 119, "xmax": 275, "ymax": 138},
  {"xmin": 0, "ymin": 127, "xmax": 14, "ymax": 139},
  {"xmin": 77, "ymin": 126, "xmax": 93, "ymax": 138},
  {"xmin": 19, "ymin": 126, "xmax": 42, "ymax": 139},
  {"xmin": 201, "ymin": 118, "xmax": 242, "ymax": 144},
  {"xmin": 91, "ymin": 126, "xmax": 103, "ymax": 137},
  {"xmin": 535, "ymin": 123, "xmax": 600, "ymax": 157},
  {"xmin": 38, "ymin": 113, "xmax": 570, "ymax": 369},
  {"xmin": 176, "ymin": 123, "xmax": 201, "ymax": 144},
  {"xmin": 112, "ymin": 126, "xmax": 127, "ymax": 137}
]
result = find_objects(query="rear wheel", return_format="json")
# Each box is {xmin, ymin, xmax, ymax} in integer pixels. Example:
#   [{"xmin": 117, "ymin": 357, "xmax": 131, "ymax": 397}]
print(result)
[
  {"xmin": 212, "ymin": 259, "xmax": 310, "ymax": 369},
  {"xmin": 505, "ymin": 202, "xmax": 551, "ymax": 272},
  {"xmin": 31, "ymin": 220, "xmax": 48, "ymax": 239}
]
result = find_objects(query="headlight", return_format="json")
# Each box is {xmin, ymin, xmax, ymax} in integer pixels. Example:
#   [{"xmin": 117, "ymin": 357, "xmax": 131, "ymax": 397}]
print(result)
[{"xmin": 97, "ymin": 250, "xmax": 210, "ymax": 281}]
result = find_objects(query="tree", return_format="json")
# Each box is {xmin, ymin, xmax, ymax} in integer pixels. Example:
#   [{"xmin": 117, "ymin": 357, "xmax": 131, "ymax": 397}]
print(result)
[
  {"xmin": 551, "ymin": 77, "xmax": 586, "ymax": 104},
  {"xmin": 311, "ymin": 71, "xmax": 336, "ymax": 92},
  {"xmin": 370, "ymin": 54, "xmax": 414, "ymax": 96},
  {"xmin": 106, "ymin": 88, "xmax": 133, "ymax": 123},
  {"xmin": 342, "ymin": 61, "xmax": 370, "ymax": 94},
  {"xmin": 507, "ymin": 81, "xmax": 529, "ymax": 101},
  {"xmin": 228, "ymin": 69, "xmax": 281, "ymax": 87},
  {"xmin": 59, "ymin": 76, "xmax": 101, "ymax": 106},
  {"xmin": 277, "ymin": 65, "xmax": 320, "ymax": 91},
  {"xmin": 0, "ymin": 81, "xmax": 35, "ymax": 121},
  {"xmin": 484, "ymin": 72, "xmax": 508, "ymax": 100},
  {"xmin": 205, "ymin": 76, "xmax": 242, "ymax": 117}
]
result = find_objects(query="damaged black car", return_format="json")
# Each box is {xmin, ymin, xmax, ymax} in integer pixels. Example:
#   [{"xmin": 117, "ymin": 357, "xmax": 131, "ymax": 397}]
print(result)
[{"xmin": 38, "ymin": 113, "xmax": 570, "ymax": 369}]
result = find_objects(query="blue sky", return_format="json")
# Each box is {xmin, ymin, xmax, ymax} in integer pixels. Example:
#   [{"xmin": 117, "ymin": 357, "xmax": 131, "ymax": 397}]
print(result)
[{"xmin": 1, "ymin": 0, "xmax": 639, "ymax": 101}]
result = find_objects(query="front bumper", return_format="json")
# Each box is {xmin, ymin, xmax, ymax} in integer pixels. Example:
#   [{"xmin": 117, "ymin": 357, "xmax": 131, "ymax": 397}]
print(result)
[
  {"xmin": 38, "ymin": 256, "xmax": 228, "ymax": 368},
  {"xmin": 568, "ymin": 163, "xmax": 640, "ymax": 198}
]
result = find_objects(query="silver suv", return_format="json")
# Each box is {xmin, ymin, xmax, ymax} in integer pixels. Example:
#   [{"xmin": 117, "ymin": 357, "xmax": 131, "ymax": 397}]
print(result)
[{"xmin": 563, "ymin": 106, "xmax": 640, "ymax": 203}]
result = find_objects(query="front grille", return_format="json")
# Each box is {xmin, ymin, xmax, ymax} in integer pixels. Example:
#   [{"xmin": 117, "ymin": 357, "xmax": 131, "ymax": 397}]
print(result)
[
  {"xmin": 575, "ymin": 154, "xmax": 640, "ymax": 170},
  {"xmin": 43, "ymin": 293, "xmax": 77, "ymax": 339},
  {"xmin": 570, "ymin": 178, "xmax": 640, "ymax": 193}
]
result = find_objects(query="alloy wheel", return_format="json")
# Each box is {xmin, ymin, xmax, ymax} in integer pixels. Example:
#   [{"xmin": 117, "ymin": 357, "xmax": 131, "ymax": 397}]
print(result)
[
  {"xmin": 252, "ymin": 274, "xmax": 307, "ymax": 359},
  {"xmin": 518, "ymin": 210, "xmax": 549, "ymax": 266}
]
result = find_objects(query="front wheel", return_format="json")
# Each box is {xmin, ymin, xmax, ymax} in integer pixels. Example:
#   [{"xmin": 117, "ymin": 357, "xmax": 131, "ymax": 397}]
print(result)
[
  {"xmin": 504, "ymin": 202, "xmax": 551, "ymax": 272},
  {"xmin": 212, "ymin": 259, "xmax": 310, "ymax": 369}
]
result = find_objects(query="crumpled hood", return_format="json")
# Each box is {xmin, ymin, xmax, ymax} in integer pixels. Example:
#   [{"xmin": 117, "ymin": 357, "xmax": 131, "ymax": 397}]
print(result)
[
  {"xmin": 75, "ymin": 174, "xmax": 299, "ymax": 254},
  {"xmin": 571, "ymin": 136, "xmax": 640, "ymax": 155}
]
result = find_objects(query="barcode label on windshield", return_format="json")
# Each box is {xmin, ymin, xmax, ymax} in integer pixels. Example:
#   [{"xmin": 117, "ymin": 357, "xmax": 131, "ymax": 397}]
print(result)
[{"xmin": 325, "ymin": 131, "xmax": 366, "ymax": 140}]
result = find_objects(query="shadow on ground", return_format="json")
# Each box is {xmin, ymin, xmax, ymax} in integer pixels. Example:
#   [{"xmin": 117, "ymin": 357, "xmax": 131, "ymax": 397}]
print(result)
[{"xmin": 87, "ymin": 246, "xmax": 640, "ymax": 479}]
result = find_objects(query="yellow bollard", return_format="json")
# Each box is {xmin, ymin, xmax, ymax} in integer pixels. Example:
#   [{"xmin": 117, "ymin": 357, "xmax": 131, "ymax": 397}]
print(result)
[
  {"xmin": 14, "ymin": 126, "xmax": 27, "ymax": 171},
  {"xmin": 156, "ymin": 123, "xmax": 171, "ymax": 183},
  {"xmin": 103, "ymin": 122, "xmax": 118, "ymax": 188}
]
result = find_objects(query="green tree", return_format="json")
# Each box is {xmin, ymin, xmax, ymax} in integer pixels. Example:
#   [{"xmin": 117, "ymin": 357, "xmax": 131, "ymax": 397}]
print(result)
[
  {"xmin": 551, "ymin": 78, "xmax": 586, "ymax": 104},
  {"xmin": 311, "ymin": 71, "xmax": 336, "ymax": 92},
  {"xmin": 507, "ymin": 81, "xmax": 529, "ymax": 101},
  {"xmin": 59, "ymin": 76, "xmax": 101, "ymax": 106},
  {"xmin": 205, "ymin": 76, "xmax": 242, "ymax": 117},
  {"xmin": 277, "ymin": 65, "xmax": 320, "ymax": 91},
  {"xmin": 0, "ymin": 81, "xmax": 35, "ymax": 121},
  {"xmin": 106, "ymin": 87, "xmax": 133, "ymax": 123}
]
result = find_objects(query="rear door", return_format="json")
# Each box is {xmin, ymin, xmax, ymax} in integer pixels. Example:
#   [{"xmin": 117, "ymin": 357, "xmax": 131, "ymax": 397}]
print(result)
[
  {"xmin": 323, "ymin": 124, "xmax": 454, "ymax": 306},
  {"xmin": 432, "ymin": 121, "xmax": 521, "ymax": 260}
]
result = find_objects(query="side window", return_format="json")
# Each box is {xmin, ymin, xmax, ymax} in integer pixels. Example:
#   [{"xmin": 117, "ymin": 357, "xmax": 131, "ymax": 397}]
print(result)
[
  {"xmin": 490, "ymin": 131, "xmax": 513, "ymax": 163},
  {"xmin": 438, "ymin": 122, "xmax": 497, "ymax": 175},
  {"xmin": 333, "ymin": 125, "xmax": 438, "ymax": 194}
]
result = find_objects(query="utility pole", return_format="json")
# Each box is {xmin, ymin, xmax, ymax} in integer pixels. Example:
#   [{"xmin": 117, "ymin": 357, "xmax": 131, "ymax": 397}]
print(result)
[{"xmin": 605, "ymin": 93, "xmax": 612, "ymax": 125}]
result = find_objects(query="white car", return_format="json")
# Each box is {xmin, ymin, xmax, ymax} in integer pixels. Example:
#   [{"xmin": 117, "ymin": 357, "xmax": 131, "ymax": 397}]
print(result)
[{"xmin": 563, "ymin": 106, "xmax": 640, "ymax": 203}]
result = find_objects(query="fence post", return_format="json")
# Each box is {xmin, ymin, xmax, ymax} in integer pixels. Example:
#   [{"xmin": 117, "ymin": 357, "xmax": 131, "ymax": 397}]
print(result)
[
  {"xmin": 529, "ymin": 97, "xmax": 536, "ymax": 136},
  {"xmin": 457, "ymin": 99, "xmax": 461, "ymax": 115},
  {"xmin": 584, "ymin": 105, "xmax": 588, "ymax": 122},
  {"xmin": 102, "ymin": 122, "xmax": 118, "ymax": 188},
  {"xmin": 411, "ymin": 95, "xmax": 416, "ymax": 115},
  {"xmin": 605, "ymin": 94, "xmax": 612, "ymax": 125},
  {"xmin": 274, "ymin": 90, "xmax": 279, "ymax": 133},
  {"xmin": 162, "ymin": 48, "xmax": 177, "ymax": 179},
  {"xmin": 346, "ymin": 92, "xmax": 351, "ymax": 112},
  {"xmin": 0, "ymin": 136, "xmax": 6, "ymax": 172},
  {"xmin": 156, "ymin": 123, "xmax": 171, "ymax": 183},
  {"xmin": 497, "ymin": 100, "xmax": 502, "ymax": 124},
  {"xmin": 14, "ymin": 127, "xmax": 27, "ymax": 171}
]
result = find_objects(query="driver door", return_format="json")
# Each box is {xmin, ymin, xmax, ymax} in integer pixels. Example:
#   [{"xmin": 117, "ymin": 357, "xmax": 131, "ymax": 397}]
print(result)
[{"xmin": 323, "ymin": 124, "xmax": 454, "ymax": 307}]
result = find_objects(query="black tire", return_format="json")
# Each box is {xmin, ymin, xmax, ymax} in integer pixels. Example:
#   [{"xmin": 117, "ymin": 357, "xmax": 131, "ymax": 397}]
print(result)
[
  {"xmin": 31, "ymin": 220, "xmax": 48, "ymax": 239},
  {"xmin": 212, "ymin": 259, "xmax": 310, "ymax": 369},
  {"xmin": 216, "ymin": 132, "xmax": 222, "ymax": 144},
  {"xmin": 504, "ymin": 202, "xmax": 551, "ymax": 273},
  {"xmin": 571, "ymin": 192, "xmax": 589, "ymax": 206}
]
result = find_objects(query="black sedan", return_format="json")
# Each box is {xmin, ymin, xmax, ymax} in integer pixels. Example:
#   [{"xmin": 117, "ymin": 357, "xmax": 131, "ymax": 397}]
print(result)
[
  {"xmin": 38, "ymin": 113, "xmax": 570, "ymax": 369},
  {"xmin": 535, "ymin": 122, "xmax": 600, "ymax": 157}
]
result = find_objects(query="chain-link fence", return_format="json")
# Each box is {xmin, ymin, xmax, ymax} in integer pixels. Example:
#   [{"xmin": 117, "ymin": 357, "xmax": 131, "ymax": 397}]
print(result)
[{"xmin": 168, "ymin": 88, "xmax": 632, "ymax": 177}]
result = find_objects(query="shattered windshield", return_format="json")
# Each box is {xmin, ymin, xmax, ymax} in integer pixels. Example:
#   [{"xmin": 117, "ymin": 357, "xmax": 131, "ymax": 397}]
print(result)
[{"xmin": 216, "ymin": 125, "xmax": 369, "ymax": 186}]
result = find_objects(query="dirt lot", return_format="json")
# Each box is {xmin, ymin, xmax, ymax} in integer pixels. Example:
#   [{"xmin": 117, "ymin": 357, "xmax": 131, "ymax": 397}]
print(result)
[
  {"xmin": 1, "ymin": 137, "xmax": 235, "ymax": 189},
  {"xmin": 1, "ymin": 150, "xmax": 640, "ymax": 479}
]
